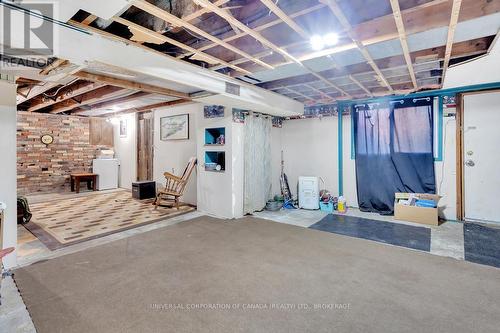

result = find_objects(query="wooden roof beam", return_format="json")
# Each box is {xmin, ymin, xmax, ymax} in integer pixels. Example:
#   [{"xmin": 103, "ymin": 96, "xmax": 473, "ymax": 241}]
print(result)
[
  {"xmin": 49, "ymin": 86, "xmax": 131, "ymax": 114},
  {"xmin": 112, "ymin": 16, "xmax": 251, "ymax": 75},
  {"xmin": 27, "ymin": 81, "xmax": 106, "ymax": 112},
  {"xmin": 442, "ymin": 0, "xmax": 463, "ymax": 85},
  {"xmin": 178, "ymin": 4, "xmax": 324, "ymax": 58},
  {"xmin": 194, "ymin": 0, "xmax": 351, "ymax": 98},
  {"xmin": 71, "ymin": 91, "xmax": 151, "ymax": 114},
  {"xmin": 389, "ymin": 0, "xmax": 418, "ymax": 90},
  {"xmin": 321, "ymin": 0, "xmax": 394, "ymax": 93},
  {"xmin": 73, "ymin": 71, "xmax": 190, "ymax": 99},
  {"xmin": 131, "ymin": 0, "xmax": 274, "ymax": 70},
  {"xmin": 100, "ymin": 99, "xmax": 193, "ymax": 117},
  {"xmin": 259, "ymin": 0, "xmax": 309, "ymax": 39},
  {"xmin": 17, "ymin": 81, "xmax": 60, "ymax": 105},
  {"xmin": 39, "ymin": 58, "xmax": 69, "ymax": 75}
]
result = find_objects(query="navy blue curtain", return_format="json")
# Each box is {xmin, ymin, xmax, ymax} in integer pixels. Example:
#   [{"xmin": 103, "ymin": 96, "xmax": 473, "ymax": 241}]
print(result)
[{"xmin": 353, "ymin": 100, "xmax": 436, "ymax": 215}]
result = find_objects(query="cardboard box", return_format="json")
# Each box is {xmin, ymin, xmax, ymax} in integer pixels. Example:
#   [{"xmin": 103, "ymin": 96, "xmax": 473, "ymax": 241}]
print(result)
[{"xmin": 394, "ymin": 193, "xmax": 441, "ymax": 226}]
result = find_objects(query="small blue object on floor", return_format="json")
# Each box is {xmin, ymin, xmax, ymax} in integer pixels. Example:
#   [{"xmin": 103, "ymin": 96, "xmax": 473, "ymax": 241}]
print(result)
[
  {"xmin": 464, "ymin": 222, "xmax": 500, "ymax": 268},
  {"xmin": 309, "ymin": 214, "xmax": 431, "ymax": 252}
]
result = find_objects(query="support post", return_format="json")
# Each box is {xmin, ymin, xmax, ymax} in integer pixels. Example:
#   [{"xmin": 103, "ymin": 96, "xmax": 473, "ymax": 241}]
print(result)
[{"xmin": 338, "ymin": 102, "xmax": 344, "ymax": 197}]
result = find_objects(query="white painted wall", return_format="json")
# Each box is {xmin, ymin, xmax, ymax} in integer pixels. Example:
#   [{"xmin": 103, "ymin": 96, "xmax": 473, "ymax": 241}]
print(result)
[
  {"xmin": 112, "ymin": 114, "xmax": 137, "ymax": 189},
  {"xmin": 153, "ymin": 104, "xmax": 199, "ymax": 206},
  {"xmin": 0, "ymin": 81, "xmax": 17, "ymax": 268},
  {"xmin": 277, "ymin": 113, "xmax": 458, "ymax": 220},
  {"xmin": 444, "ymin": 36, "xmax": 500, "ymax": 89},
  {"xmin": 280, "ymin": 117, "xmax": 339, "ymax": 198}
]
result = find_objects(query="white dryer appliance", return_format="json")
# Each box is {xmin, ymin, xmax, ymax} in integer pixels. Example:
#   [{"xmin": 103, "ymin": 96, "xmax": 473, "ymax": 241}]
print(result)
[
  {"xmin": 298, "ymin": 176, "xmax": 320, "ymax": 210},
  {"xmin": 92, "ymin": 159, "xmax": 119, "ymax": 190}
]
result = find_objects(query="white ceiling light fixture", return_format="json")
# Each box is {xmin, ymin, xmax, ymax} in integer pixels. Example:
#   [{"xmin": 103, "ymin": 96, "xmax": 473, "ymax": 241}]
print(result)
[
  {"xmin": 310, "ymin": 32, "xmax": 339, "ymax": 51},
  {"xmin": 310, "ymin": 35, "xmax": 325, "ymax": 51}
]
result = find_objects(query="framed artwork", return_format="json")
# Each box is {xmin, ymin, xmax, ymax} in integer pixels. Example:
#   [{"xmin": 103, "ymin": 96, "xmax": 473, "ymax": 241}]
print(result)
[
  {"xmin": 204, "ymin": 105, "xmax": 225, "ymax": 118},
  {"xmin": 160, "ymin": 114, "xmax": 189, "ymax": 140},
  {"xmin": 119, "ymin": 119, "xmax": 127, "ymax": 138}
]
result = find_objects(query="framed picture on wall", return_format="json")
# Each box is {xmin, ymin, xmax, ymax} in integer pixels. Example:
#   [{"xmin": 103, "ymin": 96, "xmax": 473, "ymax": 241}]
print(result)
[
  {"xmin": 160, "ymin": 114, "xmax": 189, "ymax": 140},
  {"xmin": 119, "ymin": 119, "xmax": 127, "ymax": 138},
  {"xmin": 204, "ymin": 105, "xmax": 225, "ymax": 118}
]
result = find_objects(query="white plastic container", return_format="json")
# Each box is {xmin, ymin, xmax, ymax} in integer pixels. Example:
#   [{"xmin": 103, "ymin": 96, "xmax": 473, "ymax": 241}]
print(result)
[{"xmin": 298, "ymin": 176, "xmax": 320, "ymax": 210}]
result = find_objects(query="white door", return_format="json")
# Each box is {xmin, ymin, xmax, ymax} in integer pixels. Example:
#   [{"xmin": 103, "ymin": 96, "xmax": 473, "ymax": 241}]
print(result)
[{"xmin": 463, "ymin": 91, "xmax": 500, "ymax": 223}]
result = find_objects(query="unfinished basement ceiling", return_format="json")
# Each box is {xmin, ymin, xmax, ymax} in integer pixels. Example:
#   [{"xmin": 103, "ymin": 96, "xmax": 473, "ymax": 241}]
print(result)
[{"xmin": 9, "ymin": 0, "xmax": 500, "ymax": 113}]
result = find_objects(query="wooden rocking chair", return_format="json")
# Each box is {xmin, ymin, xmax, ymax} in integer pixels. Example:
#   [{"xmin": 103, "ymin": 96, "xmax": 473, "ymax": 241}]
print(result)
[{"xmin": 154, "ymin": 157, "xmax": 197, "ymax": 209}]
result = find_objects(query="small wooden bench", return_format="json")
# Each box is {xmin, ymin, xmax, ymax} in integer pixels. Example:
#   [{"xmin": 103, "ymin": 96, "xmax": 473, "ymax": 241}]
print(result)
[{"xmin": 70, "ymin": 173, "xmax": 98, "ymax": 193}]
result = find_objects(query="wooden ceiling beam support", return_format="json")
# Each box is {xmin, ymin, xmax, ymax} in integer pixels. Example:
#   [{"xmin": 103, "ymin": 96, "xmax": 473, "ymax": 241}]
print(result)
[
  {"xmin": 112, "ymin": 16, "xmax": 251, "ymax": 75},
  {"xmin": 179, "ymin": 4, "xmax": 324, "ymax": 58},
  {"xmin": 321, "ymin": 0, "xmax": 394, "ymax": 93},
  {"xmin": 39, "ymin": 58, "xmax": 69, "ymax": 75},
  {"xmin": 71, "ymin": 91, "xmax": 151, "ymax": 114},
  {"xmin": 282, "ymin": 86, "xmax": 315, "ymax": 104},
  {"xmin": 182, "ymin": 0, "xmax": 230, "ymax": 22},
  {"xmin": 49, "ymin": 86, "xmax": 130, "ymax": 114},
  {"xmin": 389, "ymin": 0, "xmax": 418, "ymax": 90},
  {"xmin": 258, "ymin": 0, "xmax": 309, "ymax": 39},
  {"xmin": 17, "ymin": 81, "xmax": 60, "ymax": 105},
  {"xmin": 81, "ymin": 14, "xmax": 97, "ymax": 26},
  {"xmin": 100, "ymin": 99, "xmax": 193, "ymax": 117},
  {"xmin": 195, "ymin": 0, "xmax": 350, "ymax": 98},
  {"xmin": 27, "ymin": 81, "xmax": 106, "ymax": 112},
  {"xmin": 258, "ymin": 35, "xmax": 492, "ymax": 90},
  {"xmin": 442, "ymin": 0, "xmax": 463, "ymax": 85},
  {"xmin": 73, "ymin": 71, "xmax": 190, "ymax": 99},
  {"xmin": 348, "ymin": 75, "xmax": 374, "ymax": 97},
  {"xmin": 131, "ymin": 0, "xmax": 274, "ymax": 70}
]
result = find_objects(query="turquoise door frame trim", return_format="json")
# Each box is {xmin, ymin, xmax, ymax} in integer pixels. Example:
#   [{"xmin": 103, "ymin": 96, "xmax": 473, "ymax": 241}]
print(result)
[
  {"xmin": 338, "ymin": 103, "xmax": 344, "ymax": 197},
  {"xmin": 435, "ymin": 96, "xmax": 444, "ymax": 162}
]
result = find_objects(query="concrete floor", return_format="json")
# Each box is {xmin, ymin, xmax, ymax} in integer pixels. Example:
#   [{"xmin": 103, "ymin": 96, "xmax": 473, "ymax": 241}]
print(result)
[
  {"xmin": 253, "ymin": 208, "xmax": 465, "ymax": 260},
  {"xmin": 12, "ymin": 216, "xmax": 500, "ymax": 333},
  {"xmin": 0, "ymin": 205, "xmax": 488, "ymax": 332}
]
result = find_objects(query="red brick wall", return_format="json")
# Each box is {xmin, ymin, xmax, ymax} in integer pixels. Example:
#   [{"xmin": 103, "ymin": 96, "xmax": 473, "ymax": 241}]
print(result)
[{"xmin": 17, "ymin": 112, "xmax": 113, "ymax": 195}]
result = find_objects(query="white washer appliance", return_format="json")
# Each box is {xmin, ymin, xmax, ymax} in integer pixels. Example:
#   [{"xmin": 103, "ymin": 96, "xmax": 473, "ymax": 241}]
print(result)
[
  {"xmin": 92, "ymin": 159, "xmax": 119, "ymax": 190},
  {"xmin": 298, "ymin": 176, "xmax": 320, "ymax": 210}
]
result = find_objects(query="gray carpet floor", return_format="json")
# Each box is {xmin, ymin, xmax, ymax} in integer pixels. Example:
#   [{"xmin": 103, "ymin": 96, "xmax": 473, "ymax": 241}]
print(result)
[{"xmin": 14, "ymin": 216, "xmax": 500, "ymax": 333}]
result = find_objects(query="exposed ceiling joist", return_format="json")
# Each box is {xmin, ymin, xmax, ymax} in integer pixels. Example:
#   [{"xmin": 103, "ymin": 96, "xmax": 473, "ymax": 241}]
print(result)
[
  {"xmin": 102, "ymin": 98, "xmax": 193, "ymax": 117},
  {"xmin": 81, "ymin": 14, "xmax": 97, "ymax": 25},
  {"xmin": 182, "ymin": 0, "xmax": 230, "ymax": 22},
  {"xmin": 304, "ymin": 84, "xmax": 335, "ymax": 101},
  {"xmin": 258, "ymin": 0, "xmax": 309, "ymax": 39},
  {"xmin": 348, "ymin": 75, "xmax": 373, "ymax": 97},
  {"xmin": 321, "ymin": 0, "xmax": 394, "ymax": 92},
  {"xmin": 71, "ymin": 91, "xmax": 151, "ymax": 114},
  {"xmin": 179, "ymin": 3, "xmax": 324, "ymax": 58},
  {"xmin": 73, "ymin": 71, "xmax": 190, "ymax": 99},
  {"xmin": 389, "ymin": 0, "xmax": 418, "ymax": 90},
  {"xmin": 442, "ymin": 0, "xmax": 463, "ymax": 84},
  {"xmin": 27, "ymin": 81, "xmax": 106, "ymax": 112},
  {"xmin": 112, "ymin": 16, "xmax": 251, "ymax": 75},
  {"xmin": 282, "ymin": 86, "xmax": 315, "ymax": 104},
  {"xmin": 39, "ymin": 58, "xmax": 69, "ymax": 75},
  {"xmin": 17, "ymin": 81, "xmax": 60, "ymax": 105},
  {"xmin": 194, "ymin": 0, "xmax": 351, "ymax": 98},
  {"xmin": 49, "ymin": 86, "xmax": 130, "ymax": 114},
  {"xmin": 131, "ymin": 0, "xmax": 274, "ymax": 70}
]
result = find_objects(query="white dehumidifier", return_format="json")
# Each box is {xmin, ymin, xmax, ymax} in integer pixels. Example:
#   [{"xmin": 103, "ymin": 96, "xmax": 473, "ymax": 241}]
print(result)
[{"xmin": 298, "ymin": 176, "xmax": 320, "ymax": 209}]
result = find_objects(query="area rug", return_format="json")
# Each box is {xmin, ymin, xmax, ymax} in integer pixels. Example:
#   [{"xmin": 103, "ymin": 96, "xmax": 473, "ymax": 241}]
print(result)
[
  {"xmin": 309, "ymin": 214, "xmax": 431, "ymax": 251},
  {"xmin": 14, "ymin": 217, "xmax": 500, "ymax": 333},
  {"xmin": 464, "ymin": 222, "xmax": 500, "ymax": 268},
  {"xmin": 24, "ymin": 190, "xmax": 195, "ymax": 250}
]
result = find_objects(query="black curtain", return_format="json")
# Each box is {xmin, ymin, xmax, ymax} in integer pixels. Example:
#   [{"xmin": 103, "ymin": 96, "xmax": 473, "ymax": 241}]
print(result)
[{"xmin": 353, "ymin": 100, "xmax": 436, "ymax": 215}]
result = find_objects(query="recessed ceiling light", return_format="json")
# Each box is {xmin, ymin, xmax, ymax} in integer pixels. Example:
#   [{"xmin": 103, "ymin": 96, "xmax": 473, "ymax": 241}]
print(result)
[
  {"xmin": 310, "ymin": 33, "xmax": 339, "ymax": 51},
  {"xmin": 310, "ymin": 35, "xmax": 325, "ymax": 51},
  {"xmin": 324, "ymin": 33, "xmax": 339, "ymax": 46}
]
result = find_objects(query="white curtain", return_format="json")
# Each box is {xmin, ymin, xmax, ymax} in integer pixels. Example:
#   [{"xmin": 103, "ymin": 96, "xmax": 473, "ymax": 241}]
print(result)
[{"xmin": 244, "ymin": 113, "xmax": 272, "ymax": 214}]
